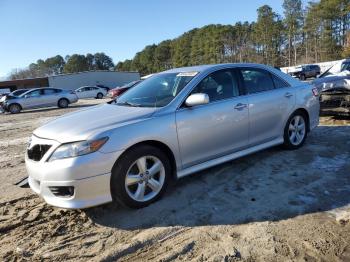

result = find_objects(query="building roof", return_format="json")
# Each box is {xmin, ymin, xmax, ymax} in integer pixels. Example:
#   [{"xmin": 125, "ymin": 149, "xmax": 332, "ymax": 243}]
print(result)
[
  {"xmin": 49, "ymin": 70, "xmax": 139, "ymax": 78},
  {"xmin": 0, "ymin": 77, "xmax": 48, "ymax": 87}
]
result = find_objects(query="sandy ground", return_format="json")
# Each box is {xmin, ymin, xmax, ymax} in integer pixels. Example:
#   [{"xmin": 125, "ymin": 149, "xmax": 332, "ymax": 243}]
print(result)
[{"xmin": 0, "ymin": 100, "xmax": 350, "ymax": 261}]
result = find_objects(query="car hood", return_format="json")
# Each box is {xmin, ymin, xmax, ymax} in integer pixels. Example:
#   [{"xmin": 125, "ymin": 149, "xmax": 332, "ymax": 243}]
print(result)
[{"xmin": 33, "ymin": 103, "xmax": 157, "ymax": 143}]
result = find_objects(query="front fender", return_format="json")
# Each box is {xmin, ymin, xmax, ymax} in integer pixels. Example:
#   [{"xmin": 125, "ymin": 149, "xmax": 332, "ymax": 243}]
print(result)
[{"xmin": 99, "ymin": 112, "xmax": 181, "ymax": 170}]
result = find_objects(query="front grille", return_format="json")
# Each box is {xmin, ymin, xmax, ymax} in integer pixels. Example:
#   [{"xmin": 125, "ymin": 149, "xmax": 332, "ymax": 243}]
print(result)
[{"xmin": 27, "ymin": 144, "xmax": 51, "ymax": 161}]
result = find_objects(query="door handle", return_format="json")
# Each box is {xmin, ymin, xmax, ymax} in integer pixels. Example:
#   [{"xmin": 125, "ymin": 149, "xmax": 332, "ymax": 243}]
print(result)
[
  {"xmin": 234, "ymin": 103, "xmax": 247, "ymax": 110},
  {"xmin": 284, "ymin": 92, "xmax": 293, "ymax": 98}
]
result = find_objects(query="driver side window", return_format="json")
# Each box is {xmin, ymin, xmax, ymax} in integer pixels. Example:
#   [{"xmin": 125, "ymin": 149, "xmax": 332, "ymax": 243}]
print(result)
[{"xmin": 191, "ymin": 69, "xmax": 239, "ymax": 103}]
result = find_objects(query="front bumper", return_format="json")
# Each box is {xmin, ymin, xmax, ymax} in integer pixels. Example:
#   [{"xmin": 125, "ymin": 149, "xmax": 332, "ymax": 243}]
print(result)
[
  {"xmin": 28, "ymin": 173, "xmax": 112, "ymax": 209},
  {"xmin": 25, "ymin": 135, "xmax": 123, "ymax": 209}
]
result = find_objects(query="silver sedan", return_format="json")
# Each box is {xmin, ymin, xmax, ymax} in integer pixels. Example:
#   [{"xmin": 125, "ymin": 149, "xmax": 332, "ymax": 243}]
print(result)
[
  {"xmin": 3, "ymin": 87, "xmax": 78, "ymax": 113},
  {"xmin": 25, "ymin": 63, "xmax": 320, "ymax": 209}
]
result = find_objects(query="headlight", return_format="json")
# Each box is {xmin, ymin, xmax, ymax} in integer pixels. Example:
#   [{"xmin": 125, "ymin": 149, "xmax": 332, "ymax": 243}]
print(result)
[{"xmin": 49, "ymin": 137, "xmax": 108, "ymax": 161}]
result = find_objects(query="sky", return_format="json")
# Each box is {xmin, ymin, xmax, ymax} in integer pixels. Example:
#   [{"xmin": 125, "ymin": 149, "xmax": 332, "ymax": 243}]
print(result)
[{"xmin": 0, "ymin": 0, "xmax": 285, "ymax": 78}]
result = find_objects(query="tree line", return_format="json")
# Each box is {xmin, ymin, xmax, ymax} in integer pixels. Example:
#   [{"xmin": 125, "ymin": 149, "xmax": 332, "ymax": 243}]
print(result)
[
  {"xmin": 9, "ymin": 0, "xmax": 350, "ymax": 80},
  {"xmin": 9, "ymin": 53, "xmax": 114, "ymax": 80},
  {"xmin": 116, "ymin": 0, "xmax": 350, "ymax": 75}
]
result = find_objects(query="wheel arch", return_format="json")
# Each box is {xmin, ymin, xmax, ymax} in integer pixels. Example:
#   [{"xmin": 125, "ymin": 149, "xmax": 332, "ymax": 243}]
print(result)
[
  {"xmin": 114, "ymin": 140, "xmax": 178, "ymax": 180},
  {"xmin": 8, "ymin": 102, "xmax": 22, "ymax": 111},
  {"xmin": 292, "ymin": 108, "xmax": 310, "ymax": 132}
]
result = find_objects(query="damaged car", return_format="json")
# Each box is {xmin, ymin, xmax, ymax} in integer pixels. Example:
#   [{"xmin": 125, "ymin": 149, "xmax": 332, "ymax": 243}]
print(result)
[{"xmin": 312, "ymin": 59, "xmax": 350, "ymax": 116}]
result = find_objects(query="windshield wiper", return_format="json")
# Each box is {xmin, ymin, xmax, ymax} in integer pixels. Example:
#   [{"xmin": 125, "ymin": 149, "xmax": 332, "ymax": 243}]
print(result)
[{"xmin": 116, "ymin": 101, "xmax": 141, "ymax": 107}]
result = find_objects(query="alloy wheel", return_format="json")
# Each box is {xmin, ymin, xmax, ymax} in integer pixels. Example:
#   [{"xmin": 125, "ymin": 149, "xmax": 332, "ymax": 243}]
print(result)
[
  {"xmin": 124, "ymin": 156, "xmax": 165, "ymax": 202},
  {"xmin": 288, "ymin": 115, "xmax": 306, "ymax": 146}
]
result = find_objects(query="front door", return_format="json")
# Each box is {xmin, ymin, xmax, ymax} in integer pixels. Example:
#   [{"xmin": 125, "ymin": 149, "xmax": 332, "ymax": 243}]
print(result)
[
  {"xmin": 176, "ymin": 69, "xmax": 249, "ymax": 169},
  {"xmin": 21, "ymin": 89, "xmax": 43, "ymax": 109}
]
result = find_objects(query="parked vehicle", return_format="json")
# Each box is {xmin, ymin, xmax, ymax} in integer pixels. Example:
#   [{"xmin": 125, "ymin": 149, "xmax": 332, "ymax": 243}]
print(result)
[
  {"xmin": 107, "ymin": 80, "xmax": 142, "ymax": 99},
  {"xmin": 75, "ymin": 86, "xmax": 107, "ymax": 99},
  {"xmin": 0, "ymin": 92, "xmax": 10, "ymax": 99},
  {"xmin": 289, "ymin": 64, "xmax": 321, "ymax": 80},
  {"xmin": 2, "ymin": 88, "xmax": 78, "ymax": 113},
  {"xmin": 312, "ymin": 59, "xmax": 350, "ymax": 115},
  {"xmin": 96, "ymin": 84, "xmax": 111, "ymax": 93},
  {"xmin": 26, "ymin": 63, "xmax": 319, "ymax": 209},
  {"xmin": 0, "ymin": 89, "xmax": 30, "ymax": 111}
]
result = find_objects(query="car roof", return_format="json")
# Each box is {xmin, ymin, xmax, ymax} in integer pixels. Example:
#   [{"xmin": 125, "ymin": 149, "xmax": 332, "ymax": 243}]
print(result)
[
  {"xmin": 162, "ymin": 63, "xmax": 301, "ymax": 86},
  {"xmin": 162, "ymin": 63, "xmax": 283, "ymax": 74}
]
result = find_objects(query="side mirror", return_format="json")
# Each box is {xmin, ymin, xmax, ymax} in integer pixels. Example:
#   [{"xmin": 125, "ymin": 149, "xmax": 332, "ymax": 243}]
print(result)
[{"xmin": 185, "ymin": 93, "xmax": 209, "ymax": 107}]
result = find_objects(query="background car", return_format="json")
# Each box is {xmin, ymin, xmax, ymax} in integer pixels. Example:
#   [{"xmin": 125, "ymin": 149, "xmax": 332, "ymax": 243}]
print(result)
[
  {"xmin": 107, "ymin": 80, "xmax": 142, "ymax": 99},
  {"xmin": 313, "ymin": 60, "xmax": 350, "ymax": 116},
  {"xmin": 96, "ymin": 84, "xmax": 111, "ymax": 93},
  {"xmin": 75, "ymin": 86, "xmax": 107, "ymax": 99},
  {"xmin": 2, "ymin": 87, "xmax": 78, "ymax": 113},
  {"xmin": 0, "ymin": 89, "xmax": 30, "ymax": 110},
  {"xmin": 289, "ymin": 64, "xmax": 320, "ymax": 80}
]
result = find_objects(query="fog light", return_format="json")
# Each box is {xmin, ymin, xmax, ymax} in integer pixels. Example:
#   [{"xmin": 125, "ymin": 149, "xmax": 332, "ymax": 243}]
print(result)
[{"xmin": 49, "ymin": 186, "xmax": 74, "ymax": 198}]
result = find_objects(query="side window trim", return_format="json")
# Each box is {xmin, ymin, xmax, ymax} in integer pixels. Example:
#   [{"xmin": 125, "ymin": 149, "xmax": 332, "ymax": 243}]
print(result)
[
  {"xmin": 238, "ymin": 67, "xmax": 290, "ymax": 94},
  {"xmin": 269, "ymin": 72, "xmax": 291, "ymax": 89}
]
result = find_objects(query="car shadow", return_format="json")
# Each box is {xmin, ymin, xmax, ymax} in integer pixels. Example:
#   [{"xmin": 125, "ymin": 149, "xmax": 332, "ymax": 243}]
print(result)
[{"xmin": 85, "ymin": 125, "xmax": 350, "ymax": 230}]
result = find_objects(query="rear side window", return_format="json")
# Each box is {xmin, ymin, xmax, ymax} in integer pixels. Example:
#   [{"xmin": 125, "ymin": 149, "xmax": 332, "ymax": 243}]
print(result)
[
  {"xmin": 44, "ymin": 89, "xmax": 56, "ymax": 95},
  {"xmin": 191, "ymin": 69, "xmax": 240, "ymax": 102},
  {"xmin": 271, "ymin": 74, "xmax": 290, "ymax": 89},
  {"xmin": 240, "ymin": 68, "xmax": 274, "ymax": 94}
]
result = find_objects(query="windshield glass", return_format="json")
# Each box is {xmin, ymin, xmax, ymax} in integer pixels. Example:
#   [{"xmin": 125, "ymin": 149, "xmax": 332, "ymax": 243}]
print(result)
[
  {"xmin": 11, "ymin": 90, "xmax": 28, "ymax": 96},
  {"xmin": 119, "ymin": 80, "xmax": 141, "ymax": 89},
  {"xmin": 116, "ymin": 72, "xmax": 197, "ymax": 107}
]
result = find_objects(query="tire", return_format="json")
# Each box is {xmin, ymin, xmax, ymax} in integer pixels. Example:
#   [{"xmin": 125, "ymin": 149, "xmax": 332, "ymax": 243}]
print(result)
[
  {"xmin": 283, "ymin": 111, "xmax": 308, "ymax": 150},
  {"xmin": 111, "ymin": 145, "xmax": 171, "ymax": 209},
  {"xmin": 300, "ymin": 74, "xmax": 306, "ymax": 81},
  {"xmin": 8, "ymin": 103, "xmax": 21, "ymax": 114},
  {"xmin": 58, "ymin": 98, "xmax": 69, "ymax": 108},
  {"xmin": 96, "ymin": 93, "xmax": 103, "ymax": 99}
]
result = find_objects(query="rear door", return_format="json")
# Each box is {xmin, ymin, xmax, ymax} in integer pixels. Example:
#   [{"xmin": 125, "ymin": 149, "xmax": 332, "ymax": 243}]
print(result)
[
  {"xmin": 90, "ymin": 87, "xmax": 99, "ymax": 98},
  {"xmin": 176, "ymin": 68, "xmax": 249, "ymax": 168},
  {"xmin": 238, "ymin": 67, "xmax": 295, "ymax": 146},
  {"xmin": 42, "ymin": 88, "xmax": 58, "ymax": 106},
  {"xmin": 76, "ymin": 87, "xmax": 88, "ymax": 98}
]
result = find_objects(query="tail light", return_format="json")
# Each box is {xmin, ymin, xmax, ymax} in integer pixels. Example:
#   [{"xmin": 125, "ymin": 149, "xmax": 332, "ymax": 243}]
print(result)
[{"xmin": 312, "ymin": 87, "xmax": 319, "ymax": 96}]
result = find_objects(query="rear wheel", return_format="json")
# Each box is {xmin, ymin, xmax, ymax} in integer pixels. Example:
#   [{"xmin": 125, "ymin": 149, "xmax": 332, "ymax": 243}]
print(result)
[
  {"xmin": 8, "ymin": 103, "xmax": 21, "ymax": 114},
  {"xmin": 96, "ymin": 93, "xmax": 103, "ymax": 99},
  {"xmin": 58, "ymin": 98, "xmax": 69, "ymax": 108},
  {"xmin": 283, "ymin": 112, "xmax": 307, "ymax": 150},
  {"xmin": 111, "ymin": 145, "xmax": 170, "ymax": 208}
]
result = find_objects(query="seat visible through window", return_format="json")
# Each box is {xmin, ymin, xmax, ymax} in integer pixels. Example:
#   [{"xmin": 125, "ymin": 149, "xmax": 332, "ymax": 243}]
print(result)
[{"xmin": 192, "ymin": 69, "xmax": 239, "ymax": 102}]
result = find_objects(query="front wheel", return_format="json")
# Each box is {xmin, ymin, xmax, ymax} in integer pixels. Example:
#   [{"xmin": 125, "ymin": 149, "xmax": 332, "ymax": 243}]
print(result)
[
  {"xmin": 283, "ymin": 112, "xmax": 307, "ymax": 150},
  {"xmin": 8, "ymin": 103, "xmax": 21, "ymax": 114},
  {"xmin": 111, "ymin": 145, "xmax": 171, "ymax": 208}
]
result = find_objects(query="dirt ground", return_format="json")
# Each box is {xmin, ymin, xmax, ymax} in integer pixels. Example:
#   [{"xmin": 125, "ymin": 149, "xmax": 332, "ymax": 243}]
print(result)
[{"xmin": 0, "ymin": 100, "xmax": 350, "ymax": 261}]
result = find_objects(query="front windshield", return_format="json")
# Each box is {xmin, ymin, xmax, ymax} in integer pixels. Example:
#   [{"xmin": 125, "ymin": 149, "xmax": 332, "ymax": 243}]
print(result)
[
  {"xmin": 11, "ymin": 90, "xmax": 27, "ymax": 96},
  {"xmin": 120, "ymin": 80, "xmax": 140, "ymax": 89},
  {"xmin": 116, "ymin": 72, "xmax": 197, "ymax": 107}
]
